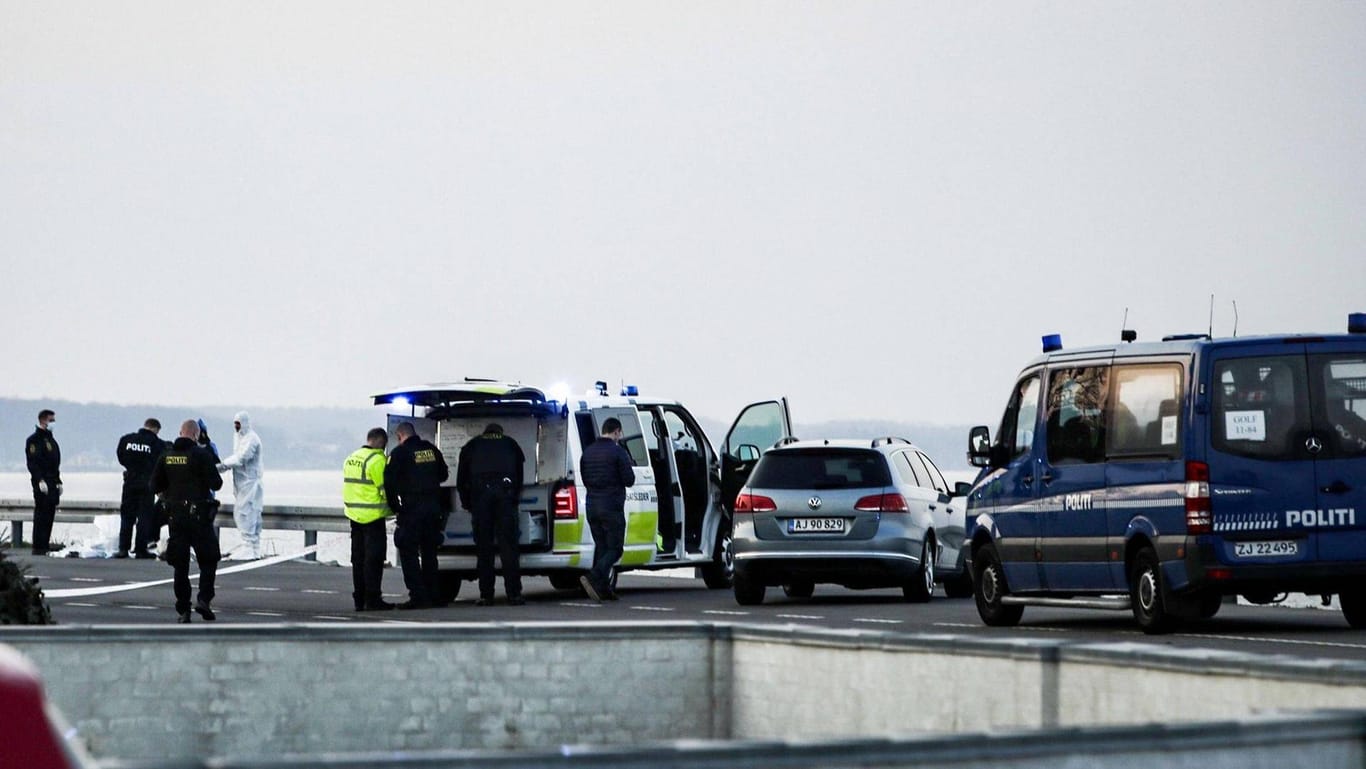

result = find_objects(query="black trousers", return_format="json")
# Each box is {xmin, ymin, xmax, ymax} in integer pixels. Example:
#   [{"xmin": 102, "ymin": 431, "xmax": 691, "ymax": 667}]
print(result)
[
  {"xmin": 165, "ymin": 510, "xmax": 221, "ymax": 615},
  {"xmin": 30, "ymin": 485, "xmax": 58, "ymax": 553},
  {"xmin": 350, "ymin": 518, "xmax": 388, "ymax": 609},
  {"xmin": 394, "ymin": 502, "xmax": 442, "ymax": 605},
  {"xmin": 471, "ymin": 484, "xmax": 522, "ymax": 599},
  {"xmin": 586, "ymin": 505, "xmax": 625, "ymax": 595},
  {"xmin": 118, "ymin": 484, "xmax": 158, "ymax": 554}
]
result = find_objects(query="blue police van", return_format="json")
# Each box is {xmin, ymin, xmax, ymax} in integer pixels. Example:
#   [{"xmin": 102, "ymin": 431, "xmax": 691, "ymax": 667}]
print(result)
[{"xmin": 964, "ymin": 314, "xmax": 1366, "ymax": 634}]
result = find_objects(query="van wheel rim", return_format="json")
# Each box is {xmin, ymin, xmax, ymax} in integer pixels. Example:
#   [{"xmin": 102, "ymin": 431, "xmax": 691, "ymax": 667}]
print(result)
[
  {"xmin": 1139, "ymin": 569, "xmax": 1158, "ymax": 613},
  {"xmin": 721, "ymin": 533, "xmax": 734, "ymax": 576},
  {"xmin": 982, "ymin": 565, "xmax": 1001, "ymax": 603},
  {"xmin": 923, "ymin": 551, "xmax": 935, "ymax": 594}
]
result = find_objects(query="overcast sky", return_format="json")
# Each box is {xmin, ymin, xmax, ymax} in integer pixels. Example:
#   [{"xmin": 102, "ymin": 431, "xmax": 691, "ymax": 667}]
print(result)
[{"xmin": 3, "ymin": 2, "xmax": 1364, "ymax": 429}]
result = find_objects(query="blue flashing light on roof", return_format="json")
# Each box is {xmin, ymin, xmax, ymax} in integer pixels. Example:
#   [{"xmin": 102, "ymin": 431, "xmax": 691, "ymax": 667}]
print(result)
[
  {"xmin": 621, "ymin": 385, "xmax": 639, "ymax": 397},
  {"xmin": 1042, "ymin": 334, "xmax": 1063, "ymax": 353},
  {"xmin": 391, "ymin": 396, "xmax": 410, "ymax": 407},
  {"xmin": 594, "ymin": 381, "xmax": 609, "ymax": 396},
  {"xmin": 1350, "ymin": 313, "xmax": 1366, "ymax": 334}
]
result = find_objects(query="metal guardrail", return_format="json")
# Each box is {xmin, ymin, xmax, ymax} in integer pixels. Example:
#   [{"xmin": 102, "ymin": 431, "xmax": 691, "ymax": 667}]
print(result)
[{"xmin": 0, "ymin": 499, "xmax": 348, "ymax": 560}]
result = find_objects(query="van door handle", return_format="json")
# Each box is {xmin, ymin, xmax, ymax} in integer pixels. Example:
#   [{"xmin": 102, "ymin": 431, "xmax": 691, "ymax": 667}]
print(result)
[{"xmin": 1322, "ymin": 480, "xmax": 1352, "ymax": 495}]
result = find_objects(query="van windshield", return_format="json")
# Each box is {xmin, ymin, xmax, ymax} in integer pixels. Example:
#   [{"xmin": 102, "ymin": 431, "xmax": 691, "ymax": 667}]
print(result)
[{"xmin": 749, "ymin": 448, "xmax": 892, "ymax": 490}]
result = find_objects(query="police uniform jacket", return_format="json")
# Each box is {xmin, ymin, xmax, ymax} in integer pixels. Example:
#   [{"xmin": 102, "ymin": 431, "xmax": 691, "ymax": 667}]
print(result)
[
  {"xmin": 383, "ymin": 437, "xmax": 449, "ymax": 516},
  {"xmin": 579, "ymin": 438, "xmax": 636, "ymax": 514},
  {"xmin": 456, "ymin": 432, "xmax": 525, "ymax": 510},
  {"xmin": 117, "ymin": 428, "xmax": 165, "ymax": 486},
  {"xmin": 151, "ymin": 437, "xmax": 224, "ymax": 503},
  {"xmin": 25, "ymin": 428, "xmax": 61, "ymax": 487}
]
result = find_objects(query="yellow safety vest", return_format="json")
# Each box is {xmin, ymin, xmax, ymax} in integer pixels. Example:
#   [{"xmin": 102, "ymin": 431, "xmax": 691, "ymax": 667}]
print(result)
[{"xmin": 343, "ymin": 446, "xmax": 391, "ymax": 524}]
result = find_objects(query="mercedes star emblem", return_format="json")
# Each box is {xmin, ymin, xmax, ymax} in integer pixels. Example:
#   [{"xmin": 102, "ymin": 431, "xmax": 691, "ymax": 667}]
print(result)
[{"xmin": 1306, "ymin": 436, "xmax": 1323, "ymax": 454}]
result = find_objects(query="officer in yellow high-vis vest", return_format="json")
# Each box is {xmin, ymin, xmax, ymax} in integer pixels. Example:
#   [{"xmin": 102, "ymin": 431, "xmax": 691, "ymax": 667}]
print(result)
[{"xmin": 344, "ymin": 428, "xmax": 394, "ymax": 611}]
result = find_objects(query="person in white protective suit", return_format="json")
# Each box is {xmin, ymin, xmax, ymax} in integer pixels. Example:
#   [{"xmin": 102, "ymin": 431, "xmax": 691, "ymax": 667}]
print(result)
[{"xmin": 217, "ymin": 411, "xmax": 265, "ymax": 559}]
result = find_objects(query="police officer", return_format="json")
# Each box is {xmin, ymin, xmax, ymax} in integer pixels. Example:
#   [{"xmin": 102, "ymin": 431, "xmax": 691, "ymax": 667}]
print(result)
[
  {"xmin": 578, "ymin": 417, "xmax": 636, "ymax": 602},
  {"xmin": 115, "ymin": 418, "xmax": 166, "ymax": 558},
  {"xmin": 383, "ymin": 422, "xmax": 449, "ymax": 610},
  {"xmin": 344, "ymin": 428, "xmax": 394, "ymax": 612},
  {"xmin": 456, "ymin": 423, "xmax": 526, "ymax": 606},
  {"xmin": 25, "ymin": 410, "xmax": 62, "ymax": 556},
  {"xmin": 151, "ymin": 419, "xmax": 224, "ymax": 623}
]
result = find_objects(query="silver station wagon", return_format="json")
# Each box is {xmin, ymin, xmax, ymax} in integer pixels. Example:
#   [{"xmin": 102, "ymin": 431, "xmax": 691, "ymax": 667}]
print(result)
[{"xmin": 729, "ymin": 438, "xmax": 972, "ymax": 605}]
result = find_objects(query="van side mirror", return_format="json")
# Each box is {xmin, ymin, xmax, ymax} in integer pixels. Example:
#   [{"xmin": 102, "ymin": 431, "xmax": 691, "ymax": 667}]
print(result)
[
  {"xmin": 736, "ymin": 444, "xmax": 761, "ymax": 463},
  {"xmin": 954, "ymin": 481, "xmax": 973, "ymax": 498},
  {"xmin": 967, "ymin": 425, "xmax": 992, "ymax": 468}
]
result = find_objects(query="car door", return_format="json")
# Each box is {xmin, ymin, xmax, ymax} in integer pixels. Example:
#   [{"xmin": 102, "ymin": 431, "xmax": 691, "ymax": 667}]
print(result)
[
  {"xmin": 914, "ymin": 450, "xmax": 966, "ymax": 573},
  {"xmin": 1205, "ymin": 344, "xmax": 1320, "ymax": 566},
  {"xmin": 1306, "ymin": 343, "xmax": 1366, "ymax": 563},
  {"xmin": 1037, "ymin": 361, "xmax": 1114, "ymax": 592},
  {"xmin": 978, "ymin": 373, "xmax": 1045, "ymax": 592},
  {"xmin": 721, "ymin": 398, "xmax": 793, "ymax": 514}
]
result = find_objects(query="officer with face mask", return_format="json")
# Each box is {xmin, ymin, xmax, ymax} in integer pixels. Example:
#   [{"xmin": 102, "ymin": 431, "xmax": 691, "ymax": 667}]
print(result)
[{"xmin": 25, "ymin": 410, "xmax": 62, "ymax": 556}]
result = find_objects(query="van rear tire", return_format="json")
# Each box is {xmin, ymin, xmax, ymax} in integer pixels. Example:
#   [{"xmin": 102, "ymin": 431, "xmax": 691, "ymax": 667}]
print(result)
[
  {"xmin": 973, "ymin": 543, "xmax": 1023, "ymax": 626},
  {"xmin": 1341, "ymin": 588, "xmax": 1366, "ymax": 629},
  {"xmin": 548, "ymin": 572, "xmax": 581, "ymax": 591}
]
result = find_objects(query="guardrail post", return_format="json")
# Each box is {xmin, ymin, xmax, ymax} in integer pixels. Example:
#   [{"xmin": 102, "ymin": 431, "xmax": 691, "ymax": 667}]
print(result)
[
  {"xmin": 10, "ymin": 521, "xmax": 23, "ymax": 548},
  {"xmin": 304, "ymin": 530, "xmax": 317, "ymax": 561}
]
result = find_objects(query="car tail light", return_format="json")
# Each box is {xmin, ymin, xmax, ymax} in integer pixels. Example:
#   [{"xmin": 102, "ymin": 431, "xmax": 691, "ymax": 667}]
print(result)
[
  {"xmin": 855, "ymin": 493, "xmax": 909, "ymax": 512},
  {"xmin": 735, "ymin": 492, "xmax": 777, "ymax": 513},
  {"xmin": 1185, "ymin": 460, "xmax": 1212, "ymax": 534},
  {"xmin": 553, "ymin": 484, "xmax": 579, "ymax": 520}
]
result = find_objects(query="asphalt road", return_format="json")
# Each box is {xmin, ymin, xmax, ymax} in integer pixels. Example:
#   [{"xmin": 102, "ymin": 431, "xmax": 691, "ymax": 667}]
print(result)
[{"xmin": 10, "ymin": 551, "xmax": 1366, "ymax": 662}]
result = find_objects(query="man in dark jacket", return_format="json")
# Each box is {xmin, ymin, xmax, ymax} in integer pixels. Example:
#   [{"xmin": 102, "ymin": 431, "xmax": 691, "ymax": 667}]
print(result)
[
  {"xmin": 25, "ymin": 410, "xmax": 61, "ymax": 556},
  {"xmin": 151, "ymin": 420, "xmax": 224, "ymax": 623},
  {"xmin": 578, "ymin": 417, "xmax": 636, "ymax": 602},
  {"xmin": 116, "ymin": 418, "xmax": 167, "ymax": 558},
  {"xmin": 384, "ymin": 422, "xmax": 449, "ymax": 609},
  {"xmin": 456, "ymin": 423, "xmax": 526, "ymax": 606}
]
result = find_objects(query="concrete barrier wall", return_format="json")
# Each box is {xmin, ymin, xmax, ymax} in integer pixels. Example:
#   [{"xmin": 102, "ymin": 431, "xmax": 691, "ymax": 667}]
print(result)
[{"xmin": 3, "ymin": 623, "xmax": 1366, "ymax": 765}]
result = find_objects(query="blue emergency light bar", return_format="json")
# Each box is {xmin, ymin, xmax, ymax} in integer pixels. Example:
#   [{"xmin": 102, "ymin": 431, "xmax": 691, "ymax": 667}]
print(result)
[
  {"xmin": 621, "ymin": 385, "xmax": 639, "ymax": 396},
  {"xmin": 1350, "ymin": 313, "xmax": 1366, "ymax": 334},
  {"xmin": 1042, "ymin": 334, "xmax": 1063, "ymax": 353}
]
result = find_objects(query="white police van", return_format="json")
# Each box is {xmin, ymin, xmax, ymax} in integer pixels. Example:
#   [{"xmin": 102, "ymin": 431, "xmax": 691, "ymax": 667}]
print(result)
[
  {"xmin": 965, "ymin": 314, "xmax": 1366, "ymax": 633},
  {"xmin": 373, "ymin": 380, "xmax": 792, "ymax": 597}
]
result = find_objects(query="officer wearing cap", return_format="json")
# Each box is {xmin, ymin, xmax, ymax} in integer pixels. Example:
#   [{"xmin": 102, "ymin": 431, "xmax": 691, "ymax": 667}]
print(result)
[
  {"xmin": 383, "ymin": 422, "xmax": 449, "ymax": 609},
  {"xmin": 150, "ymin": 419, "xmax": 224, "ymax": 623},
  {"xmin": 457, "ymin": 423, "xmax": 526, "ymax": 606}
]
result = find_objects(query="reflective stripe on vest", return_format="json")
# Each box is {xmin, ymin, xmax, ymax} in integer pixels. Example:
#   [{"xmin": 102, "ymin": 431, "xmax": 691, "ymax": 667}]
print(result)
[{"xmin": 343, "ymin": 447, "xmax": 390, "ymax": 524}]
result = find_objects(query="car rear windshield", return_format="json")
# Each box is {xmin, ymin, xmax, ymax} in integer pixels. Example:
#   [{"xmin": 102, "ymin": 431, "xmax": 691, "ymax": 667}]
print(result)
[{"xmin": 748, "ymin": 448, "xmax": 892, "ymax": 490}]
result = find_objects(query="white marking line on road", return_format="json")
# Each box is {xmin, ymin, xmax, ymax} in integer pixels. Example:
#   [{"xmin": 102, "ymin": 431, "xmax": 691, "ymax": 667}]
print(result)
[
  {"xmin": 559, "ymin": 602, "xmax": 603, "ymax": 608},
  {"xmin": 64, "ymin": 602, "xmax": 98, "ymax": 607},
  {"xmin": 243, "ymin": 586, "xmax": 280, "ymax": 592},
  {"xmin": 702, "ymin": 610, "xmax": 750, "ymax": 616},
  {"xmin": 42, "ymin": 544, "xmax": 323, "ymax": 598},
  {"xmin": 124, "ymin": 605, "xmax": 158, "ymax": 610},
  {"xmin": 628, "ymin": 606, "xmax": 674, "ymax": 612},
  {"xmin": 1177, "ymin": 633, "xmax": 1366, "ymax": 651},
  {"xmin": 852, "ymin": 618, "xmax": 902, "ymax": 625},
  {"xmin": 69, "ymin": 577, "xmax": 104, "ymax": 583},
  {"xmin": 776, "ymin": 614, "xmax": 825, "ymax": 620},
  {"xmin": 302, "ymin": 589, "xmax": 338, "ymax": 595},
  {"xmin": 313, "ymin": 615, "xmax": 352, "ymax": 621},
  {"xmin": 247, "ymin": 611, "xmax": 284, "ymax": 617},
  {"xmin": 934, "ymin": 622, "xmax": 1068, "ymax": 634}
]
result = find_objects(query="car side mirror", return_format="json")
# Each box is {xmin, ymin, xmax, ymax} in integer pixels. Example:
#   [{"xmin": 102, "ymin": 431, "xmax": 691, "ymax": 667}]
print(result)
[
  {"xmin": 736, "ymin": 444, "xmax": 760, "ymax": 463},
  {"xmin": 954, "ymin": 481, "xmax": 973, "ymax": 498},
  {"xmin": 967, "ymin": 425, "xmax": 992, "ymax": 468}
]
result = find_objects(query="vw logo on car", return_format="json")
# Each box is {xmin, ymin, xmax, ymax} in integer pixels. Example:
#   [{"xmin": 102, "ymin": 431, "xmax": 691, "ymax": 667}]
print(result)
[{"xmin": 808, "ymin": 496, "xmax": 822, "ymax": 510}]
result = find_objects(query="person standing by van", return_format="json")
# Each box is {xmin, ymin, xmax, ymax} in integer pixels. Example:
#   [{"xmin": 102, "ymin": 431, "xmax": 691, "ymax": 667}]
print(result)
[
  {"xmin": 344, "ymin": 428, "xmax": 394, "ymax": 612},
  {"xmin": 384, "ymin": 422, "xmax": 449, "ymax": 610},
  {"xmin": 115, "ymin": 418, "xmax": 166, "ymax": 558},
  {"xmin": 578, "ymin": 417, "xmax": 635, "ymax": 602},
  {"xmin": 456, "ymin": 423, "xmax": 526, "ymax": 606},
  {"xmin": 217, "ymin": 411, "xmax": 264, "ymax": 559}
]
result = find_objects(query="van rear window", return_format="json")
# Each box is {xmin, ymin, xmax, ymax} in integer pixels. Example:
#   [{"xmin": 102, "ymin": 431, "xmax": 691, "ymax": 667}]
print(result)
[
  {"xmin": 1314, "ymin": 355, "xmax": 1366, "ymax": 457},
  {"xmin": 1212, "ymin": 356, "xmax": 1311, "ymax": 460},
  {"xmin": 749, "ymin": 448, "xmax": 892, "ymax": 490}
]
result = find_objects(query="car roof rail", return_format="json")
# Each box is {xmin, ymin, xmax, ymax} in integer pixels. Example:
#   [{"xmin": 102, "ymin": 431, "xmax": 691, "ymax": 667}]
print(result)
[
  {"xmin": 773, "ymin": 436, "xmax": 802, "ymax": 448},
  {"xmin": 871, "ymin": 436, "xmax": 911, "ymax": 448}
]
